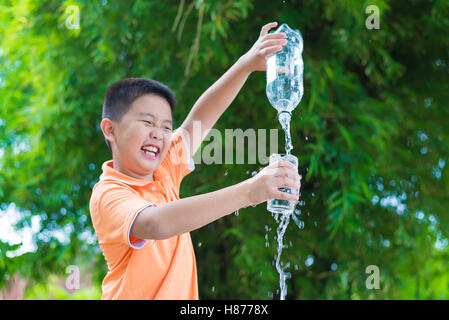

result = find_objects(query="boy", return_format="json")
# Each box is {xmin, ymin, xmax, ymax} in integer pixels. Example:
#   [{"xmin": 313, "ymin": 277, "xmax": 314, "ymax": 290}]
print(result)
[{"xmin": 89, "ymin": 22, "xmax": 301, "ymax": 299}]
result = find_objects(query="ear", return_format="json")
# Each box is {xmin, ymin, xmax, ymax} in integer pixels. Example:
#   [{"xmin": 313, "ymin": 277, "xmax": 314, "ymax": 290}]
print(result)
[{"xmin": 100, "ymin": 118, "xmax": 116, "ymax": 144}]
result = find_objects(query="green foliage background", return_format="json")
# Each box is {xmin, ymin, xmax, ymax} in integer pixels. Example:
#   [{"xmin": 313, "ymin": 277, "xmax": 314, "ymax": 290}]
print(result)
[{"xmin": 1, "ymin": 0, "xmax": 449, "ymax": 299}]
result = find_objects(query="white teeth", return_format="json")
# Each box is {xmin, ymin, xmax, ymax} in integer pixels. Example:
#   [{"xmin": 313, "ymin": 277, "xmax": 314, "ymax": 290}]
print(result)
[
  {"xmin": 142, "ymin": 146, "xmax": 159, "ymax": 153},
  {"xmin": 143, "ymin": 150, "xmax": 156, "ymax": 157}
]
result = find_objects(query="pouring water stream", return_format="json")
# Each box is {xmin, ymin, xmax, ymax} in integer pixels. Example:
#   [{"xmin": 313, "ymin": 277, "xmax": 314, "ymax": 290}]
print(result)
[{"xmin": 265, "ymin": 23, "xmax": 304, "ymax": 300}]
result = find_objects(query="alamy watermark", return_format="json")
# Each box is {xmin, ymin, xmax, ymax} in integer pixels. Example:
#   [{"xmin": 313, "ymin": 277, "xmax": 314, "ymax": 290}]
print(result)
[
  {"xmin": 65, "ymin": 265, "xmax": 81, "ymax": 291},
  {"xmin": 365, "ymin": 5, "xmax": 380, "ymax": 30},
  {"xmin": 365, "ymin": 264, "xmax": 380, "ymax": 290},
  {"xmin": 65, "ymin": 5, "xmax": 80, "ymax": 30},
  {"xmin": 168, "ymin": 121, "xmax": 281, "ymax": 166}
]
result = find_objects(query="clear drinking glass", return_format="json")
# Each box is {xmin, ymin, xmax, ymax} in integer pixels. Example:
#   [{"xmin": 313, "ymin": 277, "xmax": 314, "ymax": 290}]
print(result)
[{"xmin": 267, "ymin": 153, "xmax": 299, "ymax": 214}]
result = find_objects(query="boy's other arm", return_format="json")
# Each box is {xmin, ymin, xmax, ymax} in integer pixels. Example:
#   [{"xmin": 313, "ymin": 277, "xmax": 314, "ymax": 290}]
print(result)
[
  {"xmin": 130, "ymin": 160, "xmax": 301, "ymax": 240},
  {"xmin": 179, "ymin": 22, "xmax": 287, "ymax": 156}
]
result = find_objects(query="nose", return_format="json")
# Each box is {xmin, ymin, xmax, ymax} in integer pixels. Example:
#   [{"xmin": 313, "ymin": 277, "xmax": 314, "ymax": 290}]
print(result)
[{"xmin": 149, "ymin": 127, "xmax": 164, "ymax": 141}]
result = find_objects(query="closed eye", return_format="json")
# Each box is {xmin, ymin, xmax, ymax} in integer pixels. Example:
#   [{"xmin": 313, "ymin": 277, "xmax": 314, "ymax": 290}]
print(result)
[{"xmin": 142, "ymin": 120, "xmax": 153, "ymax": 125}]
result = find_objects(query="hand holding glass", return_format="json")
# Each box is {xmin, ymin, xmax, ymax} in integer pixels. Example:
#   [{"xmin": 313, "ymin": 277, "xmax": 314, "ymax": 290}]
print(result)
[{"xmin": 267, "ymin": 153, "xmax": 300, "ymax": 214}]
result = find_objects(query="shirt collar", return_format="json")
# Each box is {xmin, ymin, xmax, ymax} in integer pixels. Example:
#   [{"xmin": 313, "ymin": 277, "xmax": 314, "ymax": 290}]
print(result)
[{"xmin": 100, "ymin": 160, "xmax": 166, "ymax": 187}]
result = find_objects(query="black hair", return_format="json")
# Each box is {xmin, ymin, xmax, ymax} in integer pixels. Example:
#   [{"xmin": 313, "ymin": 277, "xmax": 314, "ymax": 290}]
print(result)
[{"xmin": 102, "ymin": 77, "xmax": 176, "ymax": 150}]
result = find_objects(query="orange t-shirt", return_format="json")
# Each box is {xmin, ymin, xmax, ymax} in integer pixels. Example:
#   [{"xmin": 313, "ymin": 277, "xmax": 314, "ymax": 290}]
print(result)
[{"xmin": 89, "ymin": 129, "xmax": 198, "ymax": 300}]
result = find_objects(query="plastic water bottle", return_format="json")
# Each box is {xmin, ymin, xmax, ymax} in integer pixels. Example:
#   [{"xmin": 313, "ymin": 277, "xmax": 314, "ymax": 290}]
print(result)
[{"xmin": 266, "ymin": 23, "xmax": 304, "ymax": 124}]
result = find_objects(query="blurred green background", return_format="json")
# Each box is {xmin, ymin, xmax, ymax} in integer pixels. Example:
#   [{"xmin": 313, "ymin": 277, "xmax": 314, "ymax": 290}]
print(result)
[{"xmin": 1, "ymin": 0, "xmax": 449, "ymax": 299}]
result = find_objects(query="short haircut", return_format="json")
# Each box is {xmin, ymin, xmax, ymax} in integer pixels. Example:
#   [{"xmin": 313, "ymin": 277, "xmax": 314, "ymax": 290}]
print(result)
[{"xmin": 102, "ymin": 77, "xmax": 176, "ymax": 150}]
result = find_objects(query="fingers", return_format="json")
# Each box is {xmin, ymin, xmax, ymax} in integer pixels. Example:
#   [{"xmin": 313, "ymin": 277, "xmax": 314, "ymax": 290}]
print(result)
[
  {"xmin": 274, "ymin": 175, "xmax": 301, "ymax": 189},
  {"xmin": 262, "ymin": 32, "xmax": 287, "ymax": 41},
  {"xmin": 273, "ymin": 167, "xmax": 299, "ymax": 180},
  {"xmin": 262, "ymin": 159, "xmax": 300, "ymax": 183},
  {"xmin": 259, "ymin": 38, "xmax": 288, "ymax": 50},
  {"xmin": 271, "ymin": 159, "xmax": 296, "ymax": 169},
  {"xmin": 271, "ymin": 175, "xmax": 301, "ymax": 201},
  {"xmin": 273, "ymin": 188, "xmax": 299, "ymax": 202},
  {"xmin": 260, "ymin": 21, "xmax": 278, "ymax": 37},
  {"xmin": 263, "ymin": 166, "xmax": 295, "ymax": 179},
  {"xmin": 271, "ymin": 160, "xmax": 297, "ymax": 176}
]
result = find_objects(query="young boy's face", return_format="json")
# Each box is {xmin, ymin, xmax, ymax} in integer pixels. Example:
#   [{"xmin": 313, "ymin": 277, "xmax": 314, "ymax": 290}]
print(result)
[{"xmin": 108, "ymin": 94, "xmax": 173, "ymax": 181}]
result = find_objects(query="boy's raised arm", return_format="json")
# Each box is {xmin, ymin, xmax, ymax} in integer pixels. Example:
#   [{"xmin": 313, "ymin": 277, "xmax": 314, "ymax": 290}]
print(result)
[{"xmin": 179, "ymin": 21, "xmax": 288, "ymax": 156}]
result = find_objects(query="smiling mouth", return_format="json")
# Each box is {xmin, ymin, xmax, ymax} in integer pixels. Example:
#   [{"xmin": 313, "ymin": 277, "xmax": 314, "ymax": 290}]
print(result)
[{"xmin": 141, "ymin": 144, "xmax": 160, "ymax": 160}]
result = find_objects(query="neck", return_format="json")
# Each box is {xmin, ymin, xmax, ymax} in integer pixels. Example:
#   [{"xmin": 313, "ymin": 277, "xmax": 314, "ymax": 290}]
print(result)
[{"xmin": 112, "ymin": 158, "xmax": 155, "ymax": 182}]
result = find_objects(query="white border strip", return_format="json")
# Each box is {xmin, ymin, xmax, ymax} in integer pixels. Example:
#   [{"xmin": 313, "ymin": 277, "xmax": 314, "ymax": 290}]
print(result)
[{"xmin": 127, "ymin": 203, "xmax": 155, "ymax": 249}]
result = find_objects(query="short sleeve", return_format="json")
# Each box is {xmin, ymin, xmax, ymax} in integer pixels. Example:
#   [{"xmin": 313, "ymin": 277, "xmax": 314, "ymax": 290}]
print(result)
[
  {"xmin": 90, "ymin": 182, "xmax": 154, "ymax": 250},
  {"xmin": 160, "ymin": 128, "xmax": 195, "ymax": 189}
]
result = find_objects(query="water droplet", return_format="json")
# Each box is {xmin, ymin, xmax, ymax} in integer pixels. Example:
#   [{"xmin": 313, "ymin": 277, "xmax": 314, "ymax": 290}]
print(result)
[
  {"xmin": 305, "ymin": 136, "xmax": 309, "ymax": 141},
  {"xmin": 305, "ymin": 255, "xmax": 314, "ymax": 267},
  {"xmin": 234, "ymin": 210, "xmax": 239, "ymax": 216},
  {"xmin": 198, "ymin": 242, "xmax": 202, "ymax": 247},
  {"xmin": 251, "ymin": 171, "xmax": 258, "ymax": 176},
  {"xmin": 211, "ymin": 286, "xmax": 215, "ymax": 292},
  {"xmin": 224, "ymin": 170, "xmax": 228, "ymax": 176}
]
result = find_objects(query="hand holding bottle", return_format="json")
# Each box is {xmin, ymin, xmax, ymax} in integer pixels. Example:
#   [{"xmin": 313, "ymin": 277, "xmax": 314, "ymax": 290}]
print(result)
[{"xmin": 239, "ymin": 21, "xmax": 288, "ymax": 73}]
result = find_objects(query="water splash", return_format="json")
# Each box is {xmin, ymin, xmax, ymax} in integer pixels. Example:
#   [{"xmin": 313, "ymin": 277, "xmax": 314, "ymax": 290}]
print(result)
[
  {"xmin": 292, "ymin": 209, "xmax": 304, "ymax": 230},
  {"xmin": 267, "ymin": 197, "xmax": 305, "ymax": 300},
  {"xmin": 274, "ymin": 211, "xmax": 292, "ymax": 300}
]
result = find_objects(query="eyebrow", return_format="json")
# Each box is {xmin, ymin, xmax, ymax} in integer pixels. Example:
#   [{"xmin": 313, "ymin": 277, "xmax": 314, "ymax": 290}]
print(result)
[{"xmin": 138, "ymin": 112, "xmax": 172, "ymax": 125}]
